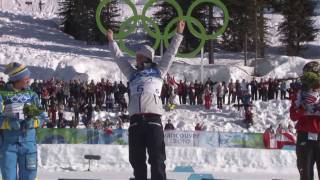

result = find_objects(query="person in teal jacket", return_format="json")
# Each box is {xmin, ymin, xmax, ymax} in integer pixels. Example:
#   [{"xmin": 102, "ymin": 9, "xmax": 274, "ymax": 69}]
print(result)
[{"xmin": 0, "ymin": 62, "xmax": 47, "ymax": 180}]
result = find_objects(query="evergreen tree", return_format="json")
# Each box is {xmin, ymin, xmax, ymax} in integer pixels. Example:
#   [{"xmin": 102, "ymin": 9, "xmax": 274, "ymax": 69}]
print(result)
[
  {"xmin": 97, "ymin": 0, "xmax": 120, "ymax": 43},
  {"xmin": 58, "ymin": 0, "xmax": 120, "ymax": 44},
  {"xmin": 58, "ymin": 0, "xmax": 77, "ymax": 38},
  {"xmin": 152, "ymin": 2, "xmax": 174, "ymax": 55},
  {"xmin": 153, "ymin": 0, "xmax": 201, "ymax": 55},
  {"xmin": 221, "ymin": 0, "xmax": 269, "ymax": 58},
  {"xmin": 191, "ymin": 3, "xmax": 222, "ymax": 63},
  {"xmin": 278, "ymin": 0, "xmax": 318, "ymax": 56},
  {"xmin": 257, "ymin": 2, "xmax": 269, "ymax": 57},
  {"xmin": 221, "ymin": 0, "xmax": 246, "ymax": 52},
  {"xmin": 270, "ymin": 0, "xmax": 284, "ymax": 13}
]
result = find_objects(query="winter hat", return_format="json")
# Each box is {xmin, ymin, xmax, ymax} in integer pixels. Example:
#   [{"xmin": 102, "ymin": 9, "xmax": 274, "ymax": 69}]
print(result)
[
  {"xmin": 303, "ymin": 61, "xmax": 320, "ymax": 74},
  {"xmin": 137, "ymin": 45, "xmax": 155, "ymax": 61},
  {"xmin": 5, "ymin": 62, "xmax": 31, "ymax": 82},
  {"xmin": 301, "ymin": 61, "xmax": 320, "ymax": 90}
]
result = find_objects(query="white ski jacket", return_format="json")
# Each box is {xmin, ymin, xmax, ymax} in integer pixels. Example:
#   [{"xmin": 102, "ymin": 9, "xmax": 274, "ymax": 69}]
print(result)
[{"xmin": 109, "ymin": 33, "xmax": 183, "ymax": 116}]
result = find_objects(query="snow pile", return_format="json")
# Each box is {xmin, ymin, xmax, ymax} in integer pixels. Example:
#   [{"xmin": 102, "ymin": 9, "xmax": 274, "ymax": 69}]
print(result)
[
  {"xmin": 162, "ymin": 99, "xmax": 292, "ymax": 133},
  {"xmin": 61, "ymin": 98, "xmax": 292, "ymax": 133},
  {"xmin": 37, "ymin": 144, "xmax": 298, "ymax": 179},
  {"xmin": 256, "ymin": 55, "xmax": 309, "ymax": 79}
]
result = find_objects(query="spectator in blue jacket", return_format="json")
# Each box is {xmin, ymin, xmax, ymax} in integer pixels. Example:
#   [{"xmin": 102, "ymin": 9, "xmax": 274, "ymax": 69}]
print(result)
[{"xmin": 0, "ymin": 62, "xmax": 47, "ymax": 180}]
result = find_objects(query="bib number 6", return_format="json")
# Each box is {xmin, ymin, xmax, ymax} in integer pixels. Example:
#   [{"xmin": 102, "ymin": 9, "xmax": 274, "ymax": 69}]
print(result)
[{"xmin": 137, "ymin": 85, "xmax": 144, "ymax": 93}]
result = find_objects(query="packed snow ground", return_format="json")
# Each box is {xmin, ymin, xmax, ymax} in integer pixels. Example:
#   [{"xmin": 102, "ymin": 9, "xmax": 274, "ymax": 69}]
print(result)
[
  {"xmin": 35, "ymin": 144, "xmax": 301, "ymax": 180},
  {"xmin": 1, "ymin": 1, "xmax": 320, "ymax": 179}
]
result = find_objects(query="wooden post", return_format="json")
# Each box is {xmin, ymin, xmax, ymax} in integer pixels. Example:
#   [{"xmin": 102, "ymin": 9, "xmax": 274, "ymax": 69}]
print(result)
[
  {"xmin": 39, "ymin": 0, "xmax": 45, "ymax": 12},
  {"xmin": 201, "ymin": 47, "xmax": 204, "ymax": 83},
  {"xmin": 244, "ymin": 32, "xmax": 248, "ymax": 66},
  {"xmin": 160, "ymin": 40, "xmax": 163, "ymax": 57},
  {"xmin": 254, "ymin": 0, "xmax": 258, "ymax": 62},
  {"xmin": 208, "ymin": 5, "xmax": 214, "ymax": 64}
]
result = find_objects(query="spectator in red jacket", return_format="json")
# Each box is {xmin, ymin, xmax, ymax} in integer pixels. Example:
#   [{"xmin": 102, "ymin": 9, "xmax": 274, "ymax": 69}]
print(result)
[
  {"xmin": 48, "ymin": 104, "xmax": 57, "ymax": 128},
  {"xmin": 176, "ymin": 80, "xmax": 187, "ymax": 105},
  {"xmin": 189, "ymin": 82, "xmax": 196, "ymax": 105},
  {"xmin": 263, "ymin": 126, "xmax": 277, "ymax": 149},
  {"xmin": 0, "ymin": 77, "xmax": 5, "ymax": 89},
  {"xmin": 290, "ymin": 61, "xmax": 320, "ymax": 180},
  {"xmin": 41, "ymin": 87, "xmax": 50, "ymax": 111},
  {"xmin": 161, "ymin": 80, "xmax": 170, "ymax": 105},
  {"xmin": 195, "ymin": 123, "xmax": 204, "ymax": 131},
  {"xmin": 244, "ymin": 103, "xmax": 253, "ymax": 128}
]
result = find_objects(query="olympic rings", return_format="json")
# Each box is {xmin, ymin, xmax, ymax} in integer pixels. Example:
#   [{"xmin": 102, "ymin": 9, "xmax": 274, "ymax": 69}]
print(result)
[
  {"xmin": 141, "ymin": 0, "xmax": 184, "ymax": 40},
  {"xmin": 96, "ymin": 0, "xmax": 229, "ymax": 58},
  {"xmin": 118, "ymin": 15, "xmax": 162, "ymax": 57},
  {"xmin": 164, "ymin": 16, "xmax": 206, "ymax": 58}
]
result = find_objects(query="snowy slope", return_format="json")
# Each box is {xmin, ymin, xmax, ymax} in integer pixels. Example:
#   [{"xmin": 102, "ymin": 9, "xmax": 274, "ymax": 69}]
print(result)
[
  {"xmin": 0, "ymin": 9, "xmax": 256, "ymax": 83},
  {"xmin": 0, "ymin": 10, "xmax": 122, "ymax": 82},
  {"xmin": 2, "ymin": 9, "xmax": 318, "ymax": 83},
  {"xmin": 0, "ymin": 7, "xmax": 316, "ymax": 134},
  {"xmin": 1, "ymin": 0, "xmax": 59, "ymax": 18}
]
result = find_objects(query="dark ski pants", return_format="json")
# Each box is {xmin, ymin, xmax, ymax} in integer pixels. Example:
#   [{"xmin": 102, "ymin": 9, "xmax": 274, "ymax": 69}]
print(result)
[
  {"xmin": 129, "ymin": 114, "xmax": 166, "ymax": 180},
  {"xmin": 178, "ymin": 95, "xmax": 182, "ymax": 105},
  {"xmin": 217, "ymin": 97, "xmax": 223, "ymax": 109},
  {"xmin": 281, "ymin": 90, "xmax": 286, "ymax": 100},
  {"xmin": 251, "ymin": 90, "xmax": 258, "ymax": 101},
  {"xmin": 178, "ymin": 95, "xmax": 187, "ymax": 105},
  {"xmin": 296, "ymin": 132, "xmax": 320, "ymax": 180}
]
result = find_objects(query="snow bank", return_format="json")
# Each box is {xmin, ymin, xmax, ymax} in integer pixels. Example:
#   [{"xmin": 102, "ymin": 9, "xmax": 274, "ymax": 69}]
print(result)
[
  {"xmin": 162, "ymin": 99, "xmax": 293, "ymax": 133},
  {"xmin": 255, "ymin": 55, "xmax": 307, "ymax": 79},
  {"xmin": 38, "ymin": 144, "xmax": 297, "ymax": 174}
]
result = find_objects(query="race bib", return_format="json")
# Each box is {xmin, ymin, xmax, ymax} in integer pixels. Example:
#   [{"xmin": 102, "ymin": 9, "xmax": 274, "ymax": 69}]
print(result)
[
  {"xmin": 130, "ymin": 76, "xmax": 163, "ymax": 97},
  {"xmin": 4, "ymin": 103, "xmax": 25, "ymax": 120},
  {"xmin": 308, "ymin": 132, "xmax": 318, "ymax": 141}
]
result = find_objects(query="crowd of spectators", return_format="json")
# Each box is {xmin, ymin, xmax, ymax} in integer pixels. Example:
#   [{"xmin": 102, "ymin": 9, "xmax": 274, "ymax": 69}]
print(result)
[{"xmin": 0, "ymin": 75, "xmax": 298, "ymax": 131}]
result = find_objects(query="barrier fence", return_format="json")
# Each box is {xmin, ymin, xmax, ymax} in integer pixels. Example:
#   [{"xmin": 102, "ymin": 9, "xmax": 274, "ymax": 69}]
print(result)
[{"xmin": 36, "ymin": 129, "xmax": 296, "ymax": 150}]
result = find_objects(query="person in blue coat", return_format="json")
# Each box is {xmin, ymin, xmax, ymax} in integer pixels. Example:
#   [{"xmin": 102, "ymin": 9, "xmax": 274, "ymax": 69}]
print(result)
[{"xmin": 0, "ymin": 62, "xmax": 47, "ymax": 180}]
